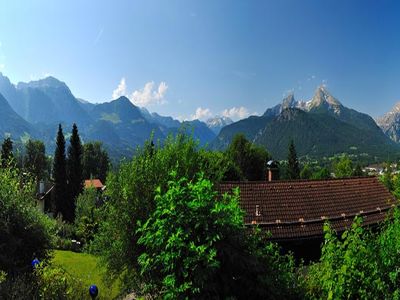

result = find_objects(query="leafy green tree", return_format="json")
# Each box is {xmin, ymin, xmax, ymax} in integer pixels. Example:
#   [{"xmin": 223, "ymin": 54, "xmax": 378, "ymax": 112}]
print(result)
[
  {"xmin": 333, "ymin": 156, "xmax": 353, "ymax": 178},
  {"xmin": 24, "ymin": 139, "xmax": 48, "ymax": 182},
  {"xmin": 198, "ymin": 149, "xmax": 242, "ymax": 182},
  {"xmin": 1, "ymin": 137, "xmax": 13, "ymax": 168},
  {"xmin": 300, "ymin": 164, "xmax": 313, "ymax": 179},
  {"xmin": 91, "ymin": 134, "xmax": 206, "ymax": 288},
  {"xmin": 137, "ymin": 172, "xmax": 299, "ymax": 299},
  {"xmin": 93, "ymin": 134, "xmax": 300, "ymax": 296},
  {"xmin": 53, "ymin": 124, "xmax": 68, "ymax": 220},
  {"xmin": 381, "ymin": 163, "xmax": 394, "ymax": 191},
  {"xmin": 305, "ymin": 218, "xmax": 385, "ymax": 299},
  {"xmin": 75, "ymin": 188, "xmax": 100, "ymax": 248},
  {"xmin": 82, "ymin": 142, "xmax": 109, "ymax": 183},
  {"xmin": 66, "ymin": 123, "xmax": 83, "ymax": 222},
  {"xmin": 287, "ymin": 139, "xmax": 300, "ymax": 180},
  {"xmin": 311, "ymin": 167, "xmax": 331, "ymax": 180},
  {"xmin": 0, "ymin": 167, "xmax": 54, "ymax": 275},
  {"xmin": 376, "ymin": 208, "xmax": 400, "ymax": 296},
  {"xmin": 225, "ymin": 134, "xmax": 270, "ymax": 181}
]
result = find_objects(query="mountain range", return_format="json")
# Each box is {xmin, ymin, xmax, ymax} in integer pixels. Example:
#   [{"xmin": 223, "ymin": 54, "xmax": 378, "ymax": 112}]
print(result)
[
  {"xmin": 213, "ymin": 87, "xmax": 400, "ymax": 160},
  {"xmin": 0, "ymin": 72, "xmax": 399, "ymax": 161},
  {"xmin": 0, "ymin": 73, "xmax": 219, "ymax": 157}
]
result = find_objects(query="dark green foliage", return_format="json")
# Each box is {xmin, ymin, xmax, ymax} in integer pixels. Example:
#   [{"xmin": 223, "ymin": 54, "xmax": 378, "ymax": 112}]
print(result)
[
  {"xmin": 137, "ymin": 173, "xmax": 300, "ymax": 299},
  {"xmin": 1, "ymin": 137, "xmax": 13, "ymax": 168},
  {"xmin": 287, "ymin": 139, "xmax": 300, "ymax": 180},
  {"xmin": 53, "ymin": 124, "xmax": 68, "ymax": 220},
  {"xmin": 24, "ymin": 139, "xmax": 48, "ymax": 181},
  {"xmin": 66, "ymin": 123, "xmax": 83, "ymax": 222},
  {"xmin": 82, "ymin": 141, "xmax": 109, "ymax": 183},
  {"xmin": 225, "ymin": 134, "xmax": 270, "ymax": 180},
  {"xmin": 0, "ymin": 167, "xmax": 54, "ymax": 275},
  {"xmin": 352, "ymin": 163, "xmax": 364, "ymax": 177}
]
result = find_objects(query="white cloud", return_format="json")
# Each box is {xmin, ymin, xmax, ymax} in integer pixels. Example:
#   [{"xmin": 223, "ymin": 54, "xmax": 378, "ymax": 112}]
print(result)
[
  {"xmin": 222, "ymin": 106, "xmax": 249, "ymax": 120},
  {"xmin": 190, "ymin": 107, "xmax": 212, "ymax": 121},
  {"xmin": 0, "ymin": 64, "xmax": 4, "ymax": 71},
  {"xmin": 112, "ymin": 78, "xmax": 127, "ymax": 100},
  {"xmin": 111, "ymin": 78, "xmax": 168, "ymax": 106},
  {"xmin": 130, "ymin": 81, "xmax": 168, "ymax": 106}
]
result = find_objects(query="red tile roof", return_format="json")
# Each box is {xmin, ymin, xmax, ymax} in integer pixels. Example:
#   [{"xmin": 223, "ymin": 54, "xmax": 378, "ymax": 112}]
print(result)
[
  {"xmin": 84, "ymin": 179, "xmax": 104, "ymax": 189},
  {"xmin": 218, "ymin": 177, "xmax": 397, "ymax": 241}
]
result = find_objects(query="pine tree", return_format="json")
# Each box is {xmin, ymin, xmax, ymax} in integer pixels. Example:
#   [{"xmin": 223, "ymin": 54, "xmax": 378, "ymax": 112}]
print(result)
[
  {"xmin": 53, "ymin": 124, "xmax": 68, "ymax": 220},
  {"xmin": 1, "ymin": 137, "xmax": 14, "ymax": 168},
  {"xmin": 67, "ymin": 123, "xmax": 83, "ymax": 222},
  {"xmin": 287, "ymin": 139, "xmax": 300, "ymax": 180}
]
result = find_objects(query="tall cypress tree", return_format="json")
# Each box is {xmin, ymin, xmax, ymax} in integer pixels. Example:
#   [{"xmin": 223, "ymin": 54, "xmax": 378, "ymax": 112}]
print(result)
[
  {"xmin": 67, "ymin": 123, "xmax": 83, "ymax": 222},
  {"xmin": 53, "ymin": 124, "xmax": 68, "ymax": 220},
  {"xmin": 1, "ymin": 137, "xmax": 13, "ymax": 168},
  {"xmin": 287, "ymin": 139, "xmax": 300, "ymax": 180}
]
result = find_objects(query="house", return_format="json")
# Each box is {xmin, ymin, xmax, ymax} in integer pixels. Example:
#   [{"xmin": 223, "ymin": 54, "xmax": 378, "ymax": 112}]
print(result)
[
  {"xmin": 84, "ymin": 179, "xmax": 105, "ymax": 191},
  {"xmin": 218, "ymin": 173, "xmax": 396, "ymax": 260}
]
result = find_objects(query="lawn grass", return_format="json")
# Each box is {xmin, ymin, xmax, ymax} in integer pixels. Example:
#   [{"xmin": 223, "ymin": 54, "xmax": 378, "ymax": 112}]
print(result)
[{"xmin": 52, "ymin": 250, "xmax": 121, "ymax": 300}]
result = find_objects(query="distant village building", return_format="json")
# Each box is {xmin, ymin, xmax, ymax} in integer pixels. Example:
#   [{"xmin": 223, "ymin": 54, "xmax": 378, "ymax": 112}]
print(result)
[{"xmin": 218, "ymin": 171, "xmax": 396, "ymax": 260}]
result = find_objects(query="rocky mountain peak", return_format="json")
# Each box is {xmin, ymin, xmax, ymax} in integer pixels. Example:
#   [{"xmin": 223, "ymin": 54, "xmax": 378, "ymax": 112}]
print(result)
[
  {"xmin": 16, "ymin": 76, "xmax": 70, "ymax": 94},
  {"xmin": 311, "ymin": 86, "xmax": 342, "ymax": 107},
  {"xmin": 281, "ymin": 93, "xmax": 296, "ymax": 110}
]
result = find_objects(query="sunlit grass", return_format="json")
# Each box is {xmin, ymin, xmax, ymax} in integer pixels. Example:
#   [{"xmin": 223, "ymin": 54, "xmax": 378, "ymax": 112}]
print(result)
[{"xmin": 52, "ymin": 250, "xmax": 121, "ymax": 300}]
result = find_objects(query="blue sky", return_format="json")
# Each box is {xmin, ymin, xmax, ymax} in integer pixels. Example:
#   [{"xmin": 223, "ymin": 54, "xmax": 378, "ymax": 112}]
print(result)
[{"xmin": 0, "ymin": 0, "xmax": 399, "ymax": 120}]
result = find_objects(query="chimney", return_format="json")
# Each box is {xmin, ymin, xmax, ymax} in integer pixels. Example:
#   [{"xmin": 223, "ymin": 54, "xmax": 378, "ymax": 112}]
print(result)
[
  {"xmin": 266, "ymin": 160, "xmax": 279, "ymax": 182},
  {"xmin": 39, "ymin": 180, "xmax": 45, "ymax": 194}
]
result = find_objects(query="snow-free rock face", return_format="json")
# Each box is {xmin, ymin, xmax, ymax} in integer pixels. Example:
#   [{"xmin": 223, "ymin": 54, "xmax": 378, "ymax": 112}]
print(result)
[
  {"xmin": 263, "ymin": 87, "xmax": 343, "ymax": 118},
  {"xmin": 206, "ymin": 116, "xmax": 233, "ymax": 134},
  {"xmin": 308, "ymin": 86, "xmax": 343, "ymax": 114},
  {"xmin": 376, "ymin": 102, "xmax": 400, "ymax": 142}
]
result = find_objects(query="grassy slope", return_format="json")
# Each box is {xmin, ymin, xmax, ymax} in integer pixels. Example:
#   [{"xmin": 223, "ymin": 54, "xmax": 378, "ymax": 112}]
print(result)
[{"xmin": 52, "ymin": 250, "xmax": 121, "ymax": 300}]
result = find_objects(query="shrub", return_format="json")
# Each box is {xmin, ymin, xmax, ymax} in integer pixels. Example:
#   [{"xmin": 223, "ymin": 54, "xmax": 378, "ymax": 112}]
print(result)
[
  {"xmin": 304, "ymin": 217, "xmax": 386, "ymax": 299},
  {"xmin": 137, "ymin": 172, "xmax": 300, "ymax": 299},
  {"xmin": 0, "ymin": 167, "xmax": 55, "ymax": 275},
  {"xmin": 91, "ymin": 135, "xmax": 209, "ymax": 288},
  {"xmin": 75, "ymin": 187, "xmax": 100, "ymax": 249},
  {"xmin": 35, "ymin": 263, "xmax": 87, "ymax": 299}
]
